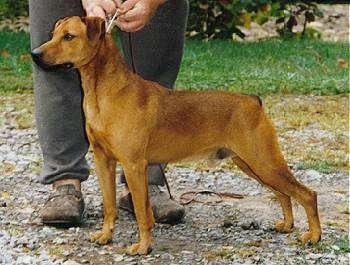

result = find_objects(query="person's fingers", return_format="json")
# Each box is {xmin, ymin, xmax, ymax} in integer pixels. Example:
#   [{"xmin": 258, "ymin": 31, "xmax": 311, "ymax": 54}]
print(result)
[
  {"xmin": 92, "ymin": 5, "xmax": 106, "ymax": 18},
  {"xmin": 120, "ymin": 7, "xmax": 143, "ymax": 21},
  {"xmin": 114, "ymin": 0, "xmax": 123, "ymax": 8},
  {"xmin": 84, "ymin": 2, "xmax": 95, "ymax": 16},
  {"xmin": 116, "ymin": 16, "xmax": 128, "ymax": 23},
  {"xmin": 84, "ymin": 0, "xmax": 117, "ymax": 17},
  {"xmin": 100, "ymin": 0, "xmax": 117, "ymax": 14},
  {"xmin": 116, "ymin": 7, "xmax": 127, "ymax": 16},
  {"xmin": 85, "ymin": 8, "xmax": 94, "ymax": 16},
  {"xmin": 116, "ymin": 19, "xmax": 143, "ymax": 32},
  {"xmin": 119, "ymin": 0, "xmax": 140, "ymax": 13}
]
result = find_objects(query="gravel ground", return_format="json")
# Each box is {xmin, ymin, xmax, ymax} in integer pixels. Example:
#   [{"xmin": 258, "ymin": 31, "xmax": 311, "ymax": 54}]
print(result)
[{"xmin": 0, "ymin": 93, "xmax": 349, "ymax": 265}]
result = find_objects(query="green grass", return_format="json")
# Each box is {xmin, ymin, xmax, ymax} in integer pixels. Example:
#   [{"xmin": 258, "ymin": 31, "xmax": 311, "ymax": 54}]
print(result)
[
  {"xmin": 335, "ymin": 236, "xmax": 350, "ymax": 253},
  {"xmin": 0, "ymin": 30, "xmax": 348, "ymax": 95},
  {"xmin": 0, "ymin": 30, "xmax": 32, "ymax": 91},
  {"xmin": 295, "ymin": 160, "xmax": 345, "ymax": 174},
  {"xmin": 177, "ymin": 38, "xmax": 349, "ymax": 95}
]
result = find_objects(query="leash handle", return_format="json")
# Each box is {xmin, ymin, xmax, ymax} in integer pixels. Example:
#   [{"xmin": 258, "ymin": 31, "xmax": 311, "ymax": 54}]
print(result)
[{"xmin": 158, "ymin": 164, "xmax": 173, "ymax": 200}]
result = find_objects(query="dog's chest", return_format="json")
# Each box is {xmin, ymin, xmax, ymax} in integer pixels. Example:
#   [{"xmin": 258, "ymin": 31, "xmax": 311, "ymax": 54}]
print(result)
[
  {"xmin": 84, "ymin": 103, "xmax": 98, "ymax": 121},
  {"xmin": 86, "ymin": 121, "xmax": 102, "ymax": 139},
  {"xmin": 86, "ymin": 121, "xmax": 113, "ymax": 150}
]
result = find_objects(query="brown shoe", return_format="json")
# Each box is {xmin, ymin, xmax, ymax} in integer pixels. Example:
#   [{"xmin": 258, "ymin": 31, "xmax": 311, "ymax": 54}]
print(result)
[
  {"xmin": 119, "ymin": 185, "xmax": 185, "ymax": 224},
  {"xmin": 41, "ymin": 184, "xmax": 84, "ymax": 226}
]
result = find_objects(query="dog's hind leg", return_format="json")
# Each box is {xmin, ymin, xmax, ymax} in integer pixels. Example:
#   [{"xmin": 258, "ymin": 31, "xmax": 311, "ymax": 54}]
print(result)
[
  {"xmin": 232, "ymin": 155, "xmax": 294, "ymax": 233},
  {"xmin": 232, "ymin": 153, "xmax": 321, "ymax": 244},
  {"xmin": 275, "ymin": 169, "xmax": 321, "ymax": 244},
  {"xmin": 122, "ymin": 159, "xmax": 155, "ymax": 255},
  {"xmin": 90, "ymin": 146, "xmax": 117, "ymax": 245},
  {"xmin": 273, "ymin": 191, "xmax": 294, "ymax": 233},
  {"xmin": 269, "ymin": 169, "xmax": 321, "ymax": 244},
  {"xmin": 230, "ymin": 113, "xmax": 321, "ymax": 244}
]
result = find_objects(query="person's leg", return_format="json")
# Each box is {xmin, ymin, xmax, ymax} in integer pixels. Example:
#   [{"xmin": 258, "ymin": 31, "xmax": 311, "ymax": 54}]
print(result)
[
  {"xmin": 29, "ymin": 0, "xmax": 88, "ymax": 225},
  {"xmin": 120, "ymin": 0, "xmax": 188, "ymax": 88},
  {"xmin": 118, "ymin": 0, "xmax": 188, "ymax": 223}
]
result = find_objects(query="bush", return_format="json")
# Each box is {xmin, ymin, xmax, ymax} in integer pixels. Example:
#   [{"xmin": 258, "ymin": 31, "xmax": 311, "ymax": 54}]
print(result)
[
  {"xmin": 187, "ymin": 0, "xmax": 270, "ymax": 39},
  {"xmin": 187, "ymin": 0, "xmax": 327, "ymax": 39},
  {"xmin": 0, "ymin": 0, "xmax": 28, "ymax": 19}
]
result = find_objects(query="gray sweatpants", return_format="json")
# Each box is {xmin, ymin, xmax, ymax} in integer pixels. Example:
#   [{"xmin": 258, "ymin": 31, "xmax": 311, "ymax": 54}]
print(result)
[{"xmin": 29, "ymin": 0, "xmax": 188, "ymax": 185}]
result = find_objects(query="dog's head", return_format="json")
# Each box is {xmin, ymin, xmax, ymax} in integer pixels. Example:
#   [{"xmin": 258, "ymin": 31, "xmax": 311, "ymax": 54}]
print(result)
[{"xmin": 31, "ymin": 16, "xmax": 106, "ymax": 70}]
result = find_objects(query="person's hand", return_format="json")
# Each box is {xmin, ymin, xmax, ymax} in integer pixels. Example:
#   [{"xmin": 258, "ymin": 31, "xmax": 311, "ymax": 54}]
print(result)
[
  {"xmin": 82, "ymin": 0, "xmax": 117, "ymax": 18},
  {"xmin": 115, "ymin": 0, "xmax": 166, "ymax": 32}
]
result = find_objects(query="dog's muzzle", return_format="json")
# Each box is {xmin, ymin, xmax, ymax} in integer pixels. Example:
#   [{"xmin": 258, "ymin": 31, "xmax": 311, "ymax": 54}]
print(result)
[
  {"xmin": 31, "ymin": 48, "xmax": 74, "ymax": 71},
  {"xmin": 31, "ymin": 48, "xmax": 43, "ymax": 65}
]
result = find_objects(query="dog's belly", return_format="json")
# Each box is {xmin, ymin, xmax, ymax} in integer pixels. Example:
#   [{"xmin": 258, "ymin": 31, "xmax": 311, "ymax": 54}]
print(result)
[
  {"xmin": 148, "ymin": 147, "xmax": 233, "ymax": 165},
  {"xmin": 146, "ymin": 130, "xmax": 230, "ymax": 164}
]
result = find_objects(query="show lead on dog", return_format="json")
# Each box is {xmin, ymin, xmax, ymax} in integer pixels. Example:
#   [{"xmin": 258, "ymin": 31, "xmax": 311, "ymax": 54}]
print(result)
[{"xmin": 29, "ymin": 0, "xmax": 188, "ymax": 226}]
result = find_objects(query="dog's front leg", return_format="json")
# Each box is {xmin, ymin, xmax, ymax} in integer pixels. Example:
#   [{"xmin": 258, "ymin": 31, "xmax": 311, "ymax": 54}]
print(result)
[
  {"xmin": 123, "ymin": 159, "xmax": 154, "ymax": 255},
  {"xmin": 90, "ymin": 146, "xmax": 117, "ymax": 245}
]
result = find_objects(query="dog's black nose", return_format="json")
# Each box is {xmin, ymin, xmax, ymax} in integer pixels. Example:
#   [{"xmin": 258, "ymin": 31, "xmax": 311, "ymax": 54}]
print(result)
[{"xmin": 31, "ymin": 48, "xmax": 42, "ymax": 60}]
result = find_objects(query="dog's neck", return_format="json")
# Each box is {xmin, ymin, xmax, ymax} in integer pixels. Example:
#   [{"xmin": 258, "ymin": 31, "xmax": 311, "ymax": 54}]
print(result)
[
  {"xmin": 78, "ymin": 34, "xmax": 130, "ymax": 90},
  {"xmin": 77, "ymin": 34, "xmax": 131, "ymax": 114}
]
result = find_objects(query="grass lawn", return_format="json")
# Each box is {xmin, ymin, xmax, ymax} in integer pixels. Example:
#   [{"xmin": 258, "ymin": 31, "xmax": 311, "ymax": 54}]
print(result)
[
  {"xmin": 0, "ymin": 30, "xmax": 32, "ymax": 91},
  {"xmin": 178, "ymin": 39, "xmax": 348, "ymax": 95},
  {"xmin": 0, "ymin": 30, "xmax": 348, "ymax": 95}
]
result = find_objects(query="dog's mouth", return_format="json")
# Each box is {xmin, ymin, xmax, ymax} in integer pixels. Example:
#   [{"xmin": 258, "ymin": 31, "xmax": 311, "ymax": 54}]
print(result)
[
  {"xmin": 34, "ymin": 60, "xmax": 74, "ymax": 71},
  {"xmin": 58, "ymin": 62, "xmax": 75, "ymax": 69},
  {"xmin": 31, "ymin": 54, "xmax": 74, "ymax": 71}
]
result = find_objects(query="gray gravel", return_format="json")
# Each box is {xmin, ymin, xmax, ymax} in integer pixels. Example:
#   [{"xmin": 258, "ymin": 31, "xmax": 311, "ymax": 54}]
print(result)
[{"xmin": 0, "ymin": 96, "xmax": 349, "ymax": 264}]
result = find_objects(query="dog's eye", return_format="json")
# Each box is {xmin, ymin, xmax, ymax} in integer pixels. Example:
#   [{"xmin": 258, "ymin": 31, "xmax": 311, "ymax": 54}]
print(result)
[{"xmin": 63, "ymin": 33, "xmax": 75, "ymax": 41}]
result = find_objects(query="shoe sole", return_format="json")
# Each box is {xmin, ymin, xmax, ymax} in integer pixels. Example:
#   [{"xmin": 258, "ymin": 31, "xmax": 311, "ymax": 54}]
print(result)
[{"xmin": 42, "ymin": 214, "xmax": 83, "ymax": 227}]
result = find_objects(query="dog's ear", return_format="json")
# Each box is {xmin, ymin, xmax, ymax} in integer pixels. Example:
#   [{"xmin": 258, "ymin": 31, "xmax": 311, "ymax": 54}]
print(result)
[
  {"xmin": 54, "ymin": 17, "xmax": 70, "ymax": 29},
  {"xmin": 81, "ymin": 17, "xmax": 106, "ymax": 43}
]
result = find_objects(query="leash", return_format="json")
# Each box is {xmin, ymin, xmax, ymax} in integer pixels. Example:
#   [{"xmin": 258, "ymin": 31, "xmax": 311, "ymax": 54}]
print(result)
[
  {"xmin": 179, "ymin": 190, "xmax": 244, "ymax": 205},
  {"xmin": 128, "ymin": 32, "xmax": 137, "ymax": 73},
  {"xmin": 105, "ymin": 10, "xmax": 175, "ymax": 201},
  {"xmin": 158, "ymin": 164, "xmax": 173, "ymax": 200},
  {"xmin": 106, "ymin": 8, "xmax": 137, "ymax": 75},
  {"xmin": 106, "ymin": 9, "xmax": 119, "ymax": 33}
]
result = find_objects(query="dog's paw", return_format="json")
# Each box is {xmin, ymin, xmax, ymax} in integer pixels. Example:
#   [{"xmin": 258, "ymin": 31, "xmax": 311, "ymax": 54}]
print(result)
[
  {"xmin": 299, "ymin": 231, "xmax": 321, "ymax": 245},
  {"xmin": 90, "ymin": 230, "xmax": 112, "ymax": 245},
  {"xmin": 126, "ymin": 242, "xmax": 152, "ymax": 256},
  {"xmin": 274, "ymin": 219, "xmax": 294, "ymax": 233}
]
